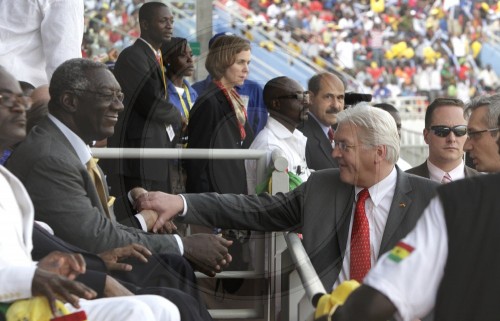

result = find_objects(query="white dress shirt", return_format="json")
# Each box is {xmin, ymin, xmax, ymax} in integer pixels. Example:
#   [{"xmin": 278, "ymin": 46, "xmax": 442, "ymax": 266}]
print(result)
[
  {"xmin": 245, "ymin": 117, "xmax": 311, "ymax": 193},
  {"xmin": 0, "ymin": 165, "xmax": 37, "ymax": 302},
  {"xmin": 0, "ymin": 168, "xmax": 181, "ymax": 321},
  {"xmin": 0, "ymin": 0, "xmax": 84, "ymax": 87},
  {"xmin": 426, "ymin": 159, "xmax": 465, "ymax": 183},
  {"xmin": 364, "ymin": 196, "xmax": 448, "ymax": 321},
  {"xmin": 334, "ymin": 167, "xmax": 397, "ymax": 288},
  {"xmin": 308, "ymin": 112, "xmax": 332, "ymax": 138}
]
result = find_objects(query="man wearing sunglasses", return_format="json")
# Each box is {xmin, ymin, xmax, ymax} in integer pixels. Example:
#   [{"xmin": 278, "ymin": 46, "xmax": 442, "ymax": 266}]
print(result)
[
  {"xmin": 245, "ymin": 76, "xmax": 311, "ymax": 194},
  {"xmin": 407, "ymin": 98, "xmax": 479, "ymax": 183},
  {"xmin": 463, "ymin": 94, "xmax": 500, "ymax": 173}
]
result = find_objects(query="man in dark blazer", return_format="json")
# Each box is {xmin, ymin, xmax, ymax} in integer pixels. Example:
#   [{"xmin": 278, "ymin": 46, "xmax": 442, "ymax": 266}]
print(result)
[
  {"xmin": 298, "ymin": 72, "xmax": 345, "ymax": 170},
  {"xmin": 136, "ymin": 104, "xmax": 439, "ymax": 290},
  {"xmin": 7, "ymin": 59, "xmax": 231, "ymax": 277},
  {"xmin": 406, "ymin": 98, "xmax": 479, "ymax": 182},
  {"xmin": 105, "ymin": 2, "xmax": 183, "ymax": 225}
]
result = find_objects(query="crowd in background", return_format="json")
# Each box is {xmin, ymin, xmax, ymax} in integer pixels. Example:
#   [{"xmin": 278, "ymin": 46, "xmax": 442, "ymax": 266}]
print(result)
[
  {"xmin": 4, "ymin": 1, "xmax": 500, "ymax": 320},
  {"xmin": 82, "ymin": 0, "xmax": 500, "ymax": 103}
]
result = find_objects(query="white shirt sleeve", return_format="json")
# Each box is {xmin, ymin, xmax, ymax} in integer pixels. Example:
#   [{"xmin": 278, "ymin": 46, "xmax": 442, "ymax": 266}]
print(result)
[
  {"xmin": 128, "ymin": 193, "xmax": 184, "ymax": 253},
  {"xmin": 0, "ymin": 264, "xmax": 38, "ymax": 302},
  {"xmin": 363, "ymin": 196, "xmax": 448, "ymax": 321},
  {"xmin": 41, "ymin": 0, "xmax": 84, "ymax": 81}
]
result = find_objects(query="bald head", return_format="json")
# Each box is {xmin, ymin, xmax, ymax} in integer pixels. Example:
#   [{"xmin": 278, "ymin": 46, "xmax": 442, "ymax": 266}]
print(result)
[{"xmin": 263, "ymin": 76, "xmax": 309, "ymax": 131}]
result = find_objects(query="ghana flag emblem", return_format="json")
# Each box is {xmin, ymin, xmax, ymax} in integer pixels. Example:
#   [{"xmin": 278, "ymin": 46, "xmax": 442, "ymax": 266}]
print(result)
[{"xmin": 388, "ymin": 241, "xmax": 415, "ymax": 263}]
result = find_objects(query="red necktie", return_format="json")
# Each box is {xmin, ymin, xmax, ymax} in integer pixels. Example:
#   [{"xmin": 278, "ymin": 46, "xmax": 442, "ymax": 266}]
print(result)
[
  {"xmin": 327, "ymin": 128, "xmax": 335, "ymax": 142},
  {"xmin": 350, "ymin": 188, "xmax": 371, "ymax": 282}
]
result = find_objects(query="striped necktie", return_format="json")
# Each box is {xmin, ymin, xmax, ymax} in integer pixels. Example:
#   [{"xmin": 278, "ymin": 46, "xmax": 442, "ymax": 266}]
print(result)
[
  {"xmin": 328, "ymin": 128, "xmax": 335, "ymax": 142},
  {"xmin": 441, "ymin": 172, "xmax": 452, "ymax": 184},
  {"xmin": 86, "ymin": 157, "xmax": 114, "ymax": 219}
]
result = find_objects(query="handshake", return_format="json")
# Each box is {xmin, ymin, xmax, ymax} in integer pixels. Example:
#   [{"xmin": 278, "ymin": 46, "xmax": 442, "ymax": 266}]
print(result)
[{"xmin": 130, "ymin": 187, "xmax": 233, "ymax": 277}]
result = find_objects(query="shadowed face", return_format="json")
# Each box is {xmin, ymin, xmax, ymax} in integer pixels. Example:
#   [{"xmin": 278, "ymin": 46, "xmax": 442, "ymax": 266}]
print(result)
[
  {"xmin": 272, "ymin": 78, "xmax": 310, "ymax": 126},
  {"xmin": 168, "ymin": 42, "xmax": 194, "ymax": 78},
  {"xmin": 144, "ymin": 6, "xmax": 174, "ymax": 46},
  {"xmin": 0, "ymin": 69, "xmax": 28, "ymax": 151}
]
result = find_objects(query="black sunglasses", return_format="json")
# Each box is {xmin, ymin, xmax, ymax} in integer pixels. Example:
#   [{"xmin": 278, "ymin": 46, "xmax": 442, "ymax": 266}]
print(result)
[
  {"xmin": 430, "ymin": 125, "xmax": 467, "ymax": 137},
  {"xmin": 275, "ymin": 92, "xmax": 310, "ymax": 104}
]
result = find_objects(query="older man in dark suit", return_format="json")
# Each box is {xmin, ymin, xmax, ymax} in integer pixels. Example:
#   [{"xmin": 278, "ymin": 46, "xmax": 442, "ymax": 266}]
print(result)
[
  {"xmin": 7, "ymin": 59, "xmax": 231, "ymax": 280},
  {"xmin": 298, "ymin": 72, "xmax": 345, "ymax": 170},
  {"xmin": 136, "ymin": 104, "xmax": 439, "ymax": 290},
  {"xmin": 406, "ymin": 98, "xmax": 479, "ymax": 182}
]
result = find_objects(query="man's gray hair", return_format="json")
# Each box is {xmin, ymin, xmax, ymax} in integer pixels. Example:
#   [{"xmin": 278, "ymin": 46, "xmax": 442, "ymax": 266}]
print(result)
[
  {"xmin": 49, "ymin": 58, "xmax": 108, "ymax": 110},
  {"xmin": 337, "ymin": 102, "xmax": 400, "ymax": 164},
  {"xmin": 464, "ymin": 94, "xmax": 500, "ymax": 129}
]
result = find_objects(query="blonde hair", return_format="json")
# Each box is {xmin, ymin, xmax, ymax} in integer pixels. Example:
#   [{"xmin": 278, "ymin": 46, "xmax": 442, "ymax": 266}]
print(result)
[{"xmin": 205, "ymin": 35, "xmax": 251, "ymax": 80}]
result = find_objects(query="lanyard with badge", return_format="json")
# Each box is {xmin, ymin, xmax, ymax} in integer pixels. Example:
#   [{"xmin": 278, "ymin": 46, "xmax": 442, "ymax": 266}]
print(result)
[{"xmin": 176, "ymin": 83, "xmax": 193, "ymax": 119}]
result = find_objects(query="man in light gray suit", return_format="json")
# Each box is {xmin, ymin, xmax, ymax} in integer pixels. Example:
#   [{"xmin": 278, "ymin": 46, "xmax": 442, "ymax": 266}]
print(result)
[
  {"xmin": 6, "ymin": 58, "xmax": 231, "ymax": 277},
  {"xmin": 136, "ymin": 104, "xmax": 439, "ymax": 290}
]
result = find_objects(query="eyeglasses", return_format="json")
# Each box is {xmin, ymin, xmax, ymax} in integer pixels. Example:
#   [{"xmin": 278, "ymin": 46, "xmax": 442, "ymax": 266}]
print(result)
[
  {"xmin": 72, "ymin": 89, "xmax": 124, "ymax": 104},
  {"xmin": 467, "ymin": 127, "xmax": 500, "ymax": 140},
  {"xmin": 0, "ymin": 92, "xmax": 32, "ymax": 111},
  {"xmin": 430, "ymin": 125, "xmax": 467, "ymax": 137},
  {"xmin": 332, "ymin": 140, "xmax": 356, "ymax": 152},
  {"xmin": 276, "ymin": 92, "xmax": 310, "ymax": 105}
]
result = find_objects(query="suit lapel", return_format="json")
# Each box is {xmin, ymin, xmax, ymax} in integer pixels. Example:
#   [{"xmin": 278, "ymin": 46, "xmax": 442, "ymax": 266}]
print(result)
[
  {"xmin": 43, "ymin": 119, "xmax": 114, "ymax": 220},
  {"xmin": 335, "ymin": 183, "xmax": 355, "ymax": 260},
  {"xmin": 311, "ymin": 119, "xmax": 335, "ymax": 166},
  {"xmin": 418, "ymin": 162, "xmax": 430, "ymax": 178},
  {"xmin": 135, "ymin": 40, "xmax": 165, "ymax": 88},
  {"xmin": 379, "ymin": 168, "xmax": 412, "ymax": 253}
]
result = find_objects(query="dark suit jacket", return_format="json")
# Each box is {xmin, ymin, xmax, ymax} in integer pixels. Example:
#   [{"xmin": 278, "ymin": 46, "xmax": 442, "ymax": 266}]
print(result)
[
  {"xmin": 7, "ymin": 118, "xmax": 180, "ymax": 254},
  {"xmin": 106, "ymin": 39, "xmax": 182, "ymax": 183},
  {"xmin": 406, "ymin": 160, "xmax": 480, "ymax": 180},
  {"xmin": 180, "ymin": 167, "xmax": 438, "ymax": 289},
  {"xmin": 298, "ymin": 116, "xmax": 338, "ymax": 170},
  {"xmin": 185, "ymin": 83, "xmax": 254, "ymax": 194}
]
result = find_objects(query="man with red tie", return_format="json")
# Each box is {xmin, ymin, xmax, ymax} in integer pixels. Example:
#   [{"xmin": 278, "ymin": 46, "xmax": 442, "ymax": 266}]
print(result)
[{"xmin": 133, "ymin": 103, "xmax": 439, "ymax": 290}]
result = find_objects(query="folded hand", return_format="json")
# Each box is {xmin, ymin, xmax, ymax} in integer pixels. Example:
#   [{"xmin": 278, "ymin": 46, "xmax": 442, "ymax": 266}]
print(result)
[
  {"xmin": 32, "ymin": 268, "xmax": 96, "ymax": 315},
  {"xmin": 182, "ymin": 234, "xmax": 233, "ymax": 277},
  {"xmin": 37, "ymin": 251, "xmax": 86, "ymax": 280}
]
